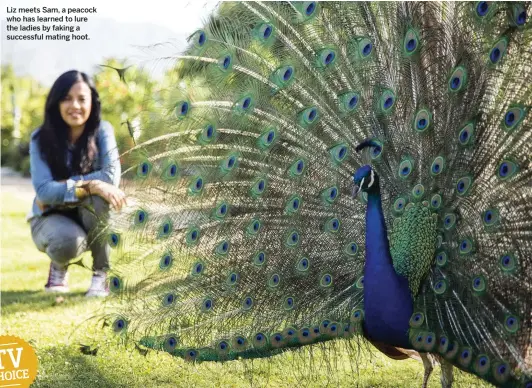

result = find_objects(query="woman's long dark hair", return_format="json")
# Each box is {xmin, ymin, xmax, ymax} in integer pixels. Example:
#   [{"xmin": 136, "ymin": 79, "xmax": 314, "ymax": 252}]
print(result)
[{"xmin": 37, "ymin": 70, "xmax": 102, "ymax": 180}]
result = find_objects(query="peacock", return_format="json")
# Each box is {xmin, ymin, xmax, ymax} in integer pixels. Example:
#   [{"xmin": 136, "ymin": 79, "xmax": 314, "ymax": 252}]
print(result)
[{"xmin": 96, "ymin": 2, "xmax": 532, "ymax": 387}]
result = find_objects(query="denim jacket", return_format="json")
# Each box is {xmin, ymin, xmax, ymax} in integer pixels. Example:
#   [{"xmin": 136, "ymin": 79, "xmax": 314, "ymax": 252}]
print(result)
[{"xmin": 27, "ymin": 120, "xmax": 121, "ymax": 221}]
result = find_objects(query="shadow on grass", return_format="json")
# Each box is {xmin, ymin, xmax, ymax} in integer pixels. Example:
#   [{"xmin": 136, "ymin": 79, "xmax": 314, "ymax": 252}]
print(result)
[
  {"xmin": 1, "ymin": 290, "xmax": 89, "ymax": 315},
  {"xmin": 35, "ymin": 345, "xmax": 117, "ymax": 388}
]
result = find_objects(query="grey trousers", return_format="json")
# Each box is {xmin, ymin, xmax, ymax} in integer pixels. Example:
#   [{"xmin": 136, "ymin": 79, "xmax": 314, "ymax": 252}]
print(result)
[{"xmin": 30, "ymin": 195, "xmax": 110, "ymax": 271}]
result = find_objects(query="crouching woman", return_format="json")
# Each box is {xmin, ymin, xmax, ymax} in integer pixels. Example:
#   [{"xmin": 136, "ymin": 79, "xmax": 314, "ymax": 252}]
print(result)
[{"xmin": 27, "ymin": 69, "xmax": 126, "ymax": 297}]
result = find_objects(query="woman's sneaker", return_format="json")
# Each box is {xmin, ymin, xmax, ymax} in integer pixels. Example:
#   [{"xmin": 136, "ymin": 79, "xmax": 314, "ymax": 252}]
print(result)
[
  {"xmin": 85, "ymin": 270, "xmax": 109, "ymax": 297},
  {"xmin": 44, "ymin": 262, "xmax": 69, "ymax": 293}
]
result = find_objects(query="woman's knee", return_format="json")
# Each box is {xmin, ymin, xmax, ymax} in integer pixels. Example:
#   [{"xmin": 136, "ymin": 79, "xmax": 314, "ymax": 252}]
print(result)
[{"xmin": 46, "ymin": 234, "xmax": 87, "ymax": 263}]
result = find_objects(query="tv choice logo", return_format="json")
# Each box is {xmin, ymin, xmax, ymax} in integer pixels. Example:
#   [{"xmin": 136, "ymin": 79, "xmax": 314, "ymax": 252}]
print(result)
[{"xmin": 0, "ymin": 335, "xmax": 38, "ymax": 387}]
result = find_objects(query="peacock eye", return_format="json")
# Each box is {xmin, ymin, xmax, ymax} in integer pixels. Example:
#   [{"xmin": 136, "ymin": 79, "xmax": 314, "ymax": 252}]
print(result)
[
  {"xmin": 476, "ymin": 1, "xmax": 489, "ymax": 17},
  {"xmin": 448, "ymin": 66, "xmax": 467, "ymax": 92}
]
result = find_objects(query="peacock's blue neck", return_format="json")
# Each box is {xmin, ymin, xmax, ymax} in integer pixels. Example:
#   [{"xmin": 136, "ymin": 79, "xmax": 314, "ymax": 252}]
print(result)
[{"xmin": 362, "ymin": 192, "xmax": 413, "ymax": 349}]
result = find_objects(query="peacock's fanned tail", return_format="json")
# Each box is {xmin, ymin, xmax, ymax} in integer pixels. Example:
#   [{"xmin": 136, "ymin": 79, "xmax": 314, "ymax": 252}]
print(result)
[{"xmin": 99, "ymin": 2, "xmax": 531, "ymax": 386}]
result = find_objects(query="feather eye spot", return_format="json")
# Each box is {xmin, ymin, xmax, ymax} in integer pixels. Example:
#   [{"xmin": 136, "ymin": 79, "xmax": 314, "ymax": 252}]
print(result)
[
  {"xmin": 109, "ymin": 233, "xmax": 120, "ymax": 247},
  {"xmin": 384, "ymin": 97, "xmax": 394, "ymax": 109},
  {"xmin": 269, "ymin": 274, "xmax": 280, "ymax": 287},
  {"xmin": 499, "ymin": 163, "xmax": 509, "ymax": 176},
  {"xmin": 456, "ymin": 176, "xmax": 472, "ymax": 195},
  {"xmin": 459, "ymin": 238, "xmax": 473, "ymax": 254},
  {"xmin": 496, "ymin": 159, "xmax": 518, "ymax": 180},
  {"xmin": 305, "ymin": 1, "xmax": 316, "ymax": 15},
  {"xmin": 431, "ymin": 156, "xmax": 445, "ymax": 175},
  {"xmin": 330, "ymin": 187, "xmax": 338, "ymax": 200},
  {"xmin": 110, "ymin": 276, "xmax": 122, "ymax": 292},
  {"xmin": 325, "ymin": 52, "xmax": 335, "ymax": 65},
  {"xmin": 412, "ymin": 184, "xmax": 424, "ymax": 199},
  {"xmin": 164, "ymin": 293, "xmax": 175, "ymax": 305},
  {"xmin": 433, "ymin": 279, "xmax": 447, "ymax": 294},
  {"xmin": 500, "ymin": 253, "xmax": 517, "ymax": 272},
  {"xmin": 349, "ymin": 95, "xmax": 358, "ymax": 109},
  {"xmin": 472, "ymin": 276, "xmax": 486, "ymax": 293},
  {"xmin": 476, "ymin": 1, "xmax": 488, "ymax": 16},
  {"xmin": 113, "ymin": 318, "xmax": 126, "ymax": 332},
  {"xmin": 362, "ymin": 43, "xmax": 372, "ymax": 56},
  {"xmin": 451, "ymin": 77, "xmax": 460, "ymax": 89},
  {"xmin": 194, "ymin": 262, "xmax": 203, "ymax": 275},
  {"xmin": 263, "ymin": 25, "xmax": 272, "ymax": 38},
  {"xmin": 297, "ymin": 257, "xmax": 309, "ymax": 272},
  {"xmin": 430, "ymin": 194, "xmax": 442, "ymax": 209},
  {"xmin": 448, "ymin": 66, "xmax": 467, "ymax": 92},
  {"xmin": 292, "ymin": 198, "xmax": 300, "ymax": 210},
  {"xmin": 255, "ymin": 22, "xmax": 275, "ymax": 42},
  {"xmin": 398, "ymin": 159, "xmax": 413, "ymax": 178},
  {"xmin": 504, "ymin": 315, "xmax": 519, "ymax": 333},
  {"xmin": 394, "ymin": 197, "xmax": 406, "ymax": 213},
  {"xmin": 436, "ymin": 251, "xmax": 447, "ymax": 267},
  {"xmin": 290, "ymin": 232, "xmax": 299, "ymax": 244},
  {"xmin": 406, "ymin": 39, "xmax": 417, "ymax": 52},
  {"xmin": 409, "ymin": 312, "xmax": 425, "ymax": 328},
  {"xmin": 141, "ymin": 163, "xmax": 148, "ymax": 175},
  {"xmin": 320, "ymin": 274, "xmax": 333, "ymax": 287},
  {"xmin": 160, "ymin": 254, "xmax": 173, "ymax": 270},
  {"xmin": 299, "ymin": 107, "xmax": 319, "ymax": 127},
  {"xmin": 253, "ymin": 251, "xmax": 266, "ymax": 266},
  {"xmin": 175, "ymin": 101, "xmax": 189, "ymax": 118},
  {"xmin": 317, "ymin": 49, "xmax": 336, "ymax": 68},
  {"xmin": 187, "ymin": 227, "xmax": 200, "ymax": 245},
  {"xmin": 403, "ymin": 29, "xmax": 420, "ymax": 56},
  {"xmin": 285, "ymin": 297, "xmax": 295, "ymax": 310},
  {"xmin": 243, "ymin": 296, "xmax": 253, "ymax": 310},
  {"xmin": 202, "ymin": 298, "xmax": 213, "ymax": 311},
  {"xmin": 283, "ymin": 67, "xmax": 294, "ymax": 81},
  {"xmin": 169, "ymin": 164, "xmax": 177, "ymax": 176},
  {"xmin": 198, "ymin": 31, "xmax": 206, "ymax": 45},
  {"xmin": 134, "ymin": 210, "xmax": 147, "ymax": 226},
  {"xmin": 517, "ymin": 10, "xmax": 526, "ymax": 25},
  {"xmin": 505, "ymin": 111, "xmax": 515, "ymax": 126},
  {"xmin": 502, "ymin": 106, "xmax": 526, "ymax": 131},
  {"xmin": 490, "ymin": 47, "xmax": 500, "ymax": 63},
  {"xmin": 222, "ymin": 56, "xmax": 231, "ymax": 69}
]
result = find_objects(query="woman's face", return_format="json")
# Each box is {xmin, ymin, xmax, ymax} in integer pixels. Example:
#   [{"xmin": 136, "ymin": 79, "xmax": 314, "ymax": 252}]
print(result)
[{"xmin": 59, "ymin": 81, "xmax": 92, "ymax": 130}]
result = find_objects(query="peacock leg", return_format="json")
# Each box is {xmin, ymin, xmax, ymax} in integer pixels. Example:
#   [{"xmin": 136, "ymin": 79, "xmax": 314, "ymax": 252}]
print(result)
[
  {"xmin": 440, "ymin": 359, "xmax": 454, "ymax": 388},
  {"xmin": 420, "ymin": 353, "xmax": 433, "ymax": 388}
]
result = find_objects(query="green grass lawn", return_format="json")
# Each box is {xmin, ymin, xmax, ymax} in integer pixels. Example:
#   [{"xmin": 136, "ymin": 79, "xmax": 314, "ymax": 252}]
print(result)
[{"xmin": 0, "ymin": 190, "xmax": 491, "ymax": 387}]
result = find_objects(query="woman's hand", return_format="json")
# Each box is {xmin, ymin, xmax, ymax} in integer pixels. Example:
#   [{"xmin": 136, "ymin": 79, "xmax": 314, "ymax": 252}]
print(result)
[{"xmin": 85, "ymin": 180, "xmax": 128, "ymax": 211}]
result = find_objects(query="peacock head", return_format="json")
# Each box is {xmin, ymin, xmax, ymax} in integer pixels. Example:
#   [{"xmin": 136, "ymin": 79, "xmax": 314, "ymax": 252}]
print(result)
[
  {"xmin": 353, "ymin": 165, "xmax": 379, "ymax": 197},
  {"xmin": 353, "ymin": 139, "xmax": 382, "ymax": 197}
]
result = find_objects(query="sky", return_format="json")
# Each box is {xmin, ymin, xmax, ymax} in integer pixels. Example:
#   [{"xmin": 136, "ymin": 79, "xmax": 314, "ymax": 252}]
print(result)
[{"xmin": 1, "ymin": 0, "xmax": 220, "ymax": 35}]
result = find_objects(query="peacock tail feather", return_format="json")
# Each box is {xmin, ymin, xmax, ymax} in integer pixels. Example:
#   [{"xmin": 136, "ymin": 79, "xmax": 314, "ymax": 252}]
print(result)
[{"xmin": 98, "ymin": 2, "xmax": 532, "ymax": 386}]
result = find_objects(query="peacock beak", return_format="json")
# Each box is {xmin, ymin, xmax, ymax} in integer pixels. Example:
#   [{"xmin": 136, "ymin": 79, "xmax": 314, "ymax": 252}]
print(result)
[{"xmin": 352, "ymin": 184, "xmax": 360, "ymax": 198}]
